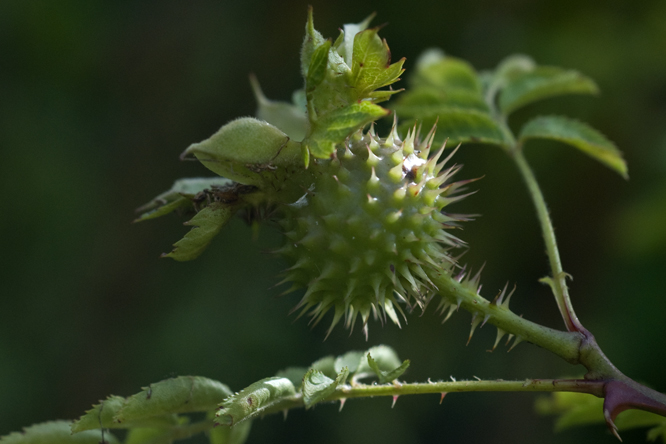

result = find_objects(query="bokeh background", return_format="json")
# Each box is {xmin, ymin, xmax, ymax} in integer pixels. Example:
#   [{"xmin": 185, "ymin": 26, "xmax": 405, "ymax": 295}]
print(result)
[{"xmin": 1, "ymin": 1, "xmax": 665, "ymax": 443}]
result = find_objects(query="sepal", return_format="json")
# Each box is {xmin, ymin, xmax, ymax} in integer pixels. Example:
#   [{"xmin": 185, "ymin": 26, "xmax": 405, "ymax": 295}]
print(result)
[
  {"xmin": 134, "ymin": 177, "xmax": 233, "ymax": 222},
  {"xmin": 182, "ymin": 118, "xmax": 302, "ymax": 187},
  {"xmin": 162, "ymin": 204, "xmax": 237, "ymax": 261}
]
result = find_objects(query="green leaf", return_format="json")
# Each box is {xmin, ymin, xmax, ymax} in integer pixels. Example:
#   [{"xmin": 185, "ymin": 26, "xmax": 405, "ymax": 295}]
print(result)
[
  {"xmin": 114, "ymin": 376, "xmax": 233, "ymax": 424},
  {"xmin": 410, "ymin": 49, "xmax": 482, "ymax": 93},
  {"xmin": 134, "ymin": 177, "xmax": 234, "ymax": 222},
  {"xmin": 250, "ymin": 76, "xmax": 307, "ymax": 142},
  {"xmin": 536, "ymin": 391, "xmax": 666, "ymax": 435},
  {"xmin": 217, "ymin": 377, "xmax": 296, "ymax": 426},
  {"xmin": 310, "ymin": 355, "xmax": 337, "ymax": 379},
  {"xmin": 337, "ymin": 13, "xmax": 375, "ymax": 67},
  {"xmin": 498, "ymin": 66, "xmax": 599, "ymax": 115},
  {"xmin": 275, "ymin": 367, "xmax": 309, "ymax": 388},
  {"xmin": 72, "ymin": 395, "xmax": 179, "ymax": 433},
  {"xmin": 366, "ymin": 354, "xmax": 410, "ymax": 384},
  {"xmin": 350, "ymin": 27, "xmax": 405, "ymax": 101},
  {"xmin": 72, "ymin": 396, "xmax": 126, "ymax": 432},
  {"xmin": 400, "ymin": 108, "xmax": 509, "ymax": 147},
  {"xmin": 163, "ymin": 204, "xmax": 237, "ymax": 261},
  {"xmin": 208, "ymin": 413, "xmax": 252, "ymax": 444},
  {"xmin": 647, "ymin": 423, "xmax": 666, "ymax": 443},
  {"xmin": 393, "ymin": 88, "xmax": 490, "ymax": 114},
  {"xmin": 334, "ymin": 351, "xmax": 365, "ymax": 374},
  {"xmin": 302, "ymin": 368, "xmax": 349, "ymax": 409},
  {"xmin": 519, "ymin": 115, "xmax": 627, "ymax": 178},
  {"xmin": 300, "ymin": 7, "xmax": 326, "ymax": 79},
  {"xmin": 183, "ymin": 118, "xmax": 302, "ymax": 188},
  {"xmin": 492, "ymin": 54, "xmax": 536, "ymax": 86},
  {"xmin": 304, "ymin": 101, "xmax": 389, "ymax": 159},
  {"xmin": 124, "ymin": 427, "xmax": 178, "ymax": 444},
  {"xmin": 1, "ymin": 421, "xmax": 119, "ymax": 444},
  {"xmin": 354, "ymin": 345, "xmax": 409, "ymax": 383},
  {"xmin": 306, "ymin": 40, "xmax": 332, "ymax": 92}
]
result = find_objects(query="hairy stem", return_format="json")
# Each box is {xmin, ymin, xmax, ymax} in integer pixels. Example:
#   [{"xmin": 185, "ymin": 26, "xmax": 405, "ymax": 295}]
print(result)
[{"xmin": 509, "ymin": 146, "xmax": 583, "ymax": 333}]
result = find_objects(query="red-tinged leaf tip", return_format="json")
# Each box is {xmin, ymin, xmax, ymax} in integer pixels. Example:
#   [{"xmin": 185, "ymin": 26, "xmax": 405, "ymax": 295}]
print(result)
[
  {"xmin": 440, "ymin": 392, "xmax": 447, "ymax": 405},
  {"xmin": 392, "ymin": 395, "xmax": 399, "ymax": 409},
  {"xmin": 339, "ymin": 398, "xmax": 347, "ymax": 412}
]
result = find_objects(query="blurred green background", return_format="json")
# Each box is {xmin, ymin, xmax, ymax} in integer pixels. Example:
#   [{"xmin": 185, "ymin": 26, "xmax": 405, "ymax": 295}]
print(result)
[{"xmin": 1, "ymin": 1, "xmax": 665, "ymax": 443}]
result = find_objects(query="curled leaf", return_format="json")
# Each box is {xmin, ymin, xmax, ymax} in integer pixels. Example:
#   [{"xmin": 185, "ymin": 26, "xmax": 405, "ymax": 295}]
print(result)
[
  {"xmin": 302, "ymin": 368, "xmax": 349, "ymax": 408},
  {"xmin": 217, "ymin": 377, "xmax": 296, "ymax": 426}
]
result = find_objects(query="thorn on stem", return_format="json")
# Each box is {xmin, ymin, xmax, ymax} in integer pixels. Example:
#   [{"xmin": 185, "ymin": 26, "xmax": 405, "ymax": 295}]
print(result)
[
  {"xmin": 339, "ymin": 398, "xmax": 346, "ymax": 412},
  {"xmin": 392, "ymin": 395, "xmax": 399, "ymax": 408},
  {"xmin": 440, "ymin": 392, "xmax": 447, "ymax": 404}
]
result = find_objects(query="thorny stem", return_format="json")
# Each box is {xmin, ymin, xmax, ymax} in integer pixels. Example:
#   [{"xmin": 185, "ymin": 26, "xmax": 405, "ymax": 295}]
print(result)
[
  {"xmin": 430, "ymin": 271, "xmax": 583, "ymax": 364},
  {"xmin": 259, "ymin": 378, "xmax": 607, "ymax": 418}
]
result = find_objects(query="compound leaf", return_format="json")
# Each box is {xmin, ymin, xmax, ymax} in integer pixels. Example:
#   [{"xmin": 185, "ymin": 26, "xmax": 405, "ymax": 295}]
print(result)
[
  {"xmin": 114, "ymin": 376, "xmax": 233, "ymax": 424},
  {"xmin": 216, "ymin": 377, "xmax": 296, "ymax": 426},
  {"xmin": 519, "ymin": 115, "xmax": 627, "ymax": 178},
  {"xmin": 163, "ymin": 204, "xmax": 237, "ymax": 261},
  {"xmin": 0, "ymin": 421, "xmax": 119, "ymax": 444},
  {"xmin": 499, "ymin": 67, "xmax": 599, "ymax": 115}
]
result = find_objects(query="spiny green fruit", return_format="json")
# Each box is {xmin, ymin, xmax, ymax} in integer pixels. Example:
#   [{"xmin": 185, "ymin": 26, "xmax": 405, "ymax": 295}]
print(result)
[{"xmin": 276, "ymin": 123, "xmax": 471, "ymax": 337}]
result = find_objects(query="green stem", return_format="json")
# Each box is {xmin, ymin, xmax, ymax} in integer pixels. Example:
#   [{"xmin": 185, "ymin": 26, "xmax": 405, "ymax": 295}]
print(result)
[
  {"xmin": 259, "ymin": 378, "xmax": 606, "ymax": 418},
  {"xmin": 430, "ymin": 271, "xmax": 583, "ymax": 364},
  {"xmin": 510, "ymin": 146, "xmax": 582, "ymax": 333}
]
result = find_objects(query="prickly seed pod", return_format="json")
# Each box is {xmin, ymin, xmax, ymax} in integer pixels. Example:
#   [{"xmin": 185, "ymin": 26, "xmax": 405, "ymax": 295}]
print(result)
[{"xmin": 276, "ymin": 124, "xmax": 472, "ymax": 337}]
